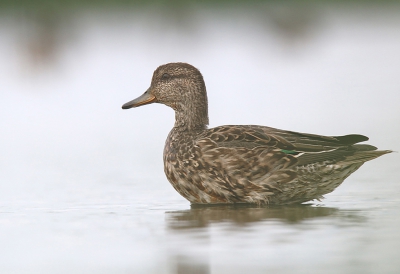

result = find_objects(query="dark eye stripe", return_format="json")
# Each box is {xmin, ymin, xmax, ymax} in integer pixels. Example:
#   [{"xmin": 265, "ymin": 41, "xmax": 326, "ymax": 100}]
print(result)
[{"xmin": 161, "ymin": 73, "xmax": 187, "ymax": 80}]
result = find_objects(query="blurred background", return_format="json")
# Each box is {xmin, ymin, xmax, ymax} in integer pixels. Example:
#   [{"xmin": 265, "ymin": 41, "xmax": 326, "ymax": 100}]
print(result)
[{"xmin": 0, "ymin": 1, "xmax": 399, "ymax": 273}]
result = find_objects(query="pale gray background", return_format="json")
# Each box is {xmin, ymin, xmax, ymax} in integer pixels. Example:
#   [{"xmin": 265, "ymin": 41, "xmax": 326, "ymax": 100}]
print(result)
[{"xmin": 1, "ymin": 3, "xmax": 399, "ymax": 273}]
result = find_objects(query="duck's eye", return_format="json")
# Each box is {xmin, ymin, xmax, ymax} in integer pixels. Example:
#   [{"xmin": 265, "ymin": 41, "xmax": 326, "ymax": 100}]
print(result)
[{"xmin": 161, "ymin": 73, "xmax": 171, "ymax": 80}]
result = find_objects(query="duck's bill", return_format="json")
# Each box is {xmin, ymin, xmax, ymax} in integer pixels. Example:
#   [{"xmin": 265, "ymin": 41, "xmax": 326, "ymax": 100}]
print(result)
[{"xmin": 122, "ymin": 89, "xmax": 157, "ymax": 109}]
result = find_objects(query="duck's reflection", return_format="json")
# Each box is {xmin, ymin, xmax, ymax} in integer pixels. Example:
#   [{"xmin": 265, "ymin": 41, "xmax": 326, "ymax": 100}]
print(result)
[
  {"xmin": 169, "ymin": 254, "xmax": 210, "ymax": 274},
  {"xmin": 165, "ymin": 204, "xmax": 366, "ymax": 273},
  {"xmin": 166, "ymin": 204, "xmax": 365, "ymax": 229}
]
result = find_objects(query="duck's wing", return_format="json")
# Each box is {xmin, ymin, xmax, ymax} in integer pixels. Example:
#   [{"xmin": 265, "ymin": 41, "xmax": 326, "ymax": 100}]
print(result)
[
  {"xmin": 245, "ymin": 125, "xmax": 392, "ymax": 166},
  {"xmin": 195, "ymin": 125, "xmax": 390, "ymax": 195},
  {"xmin": 201, "ymin": 125, "xmax": 372, "ymax": 152}
]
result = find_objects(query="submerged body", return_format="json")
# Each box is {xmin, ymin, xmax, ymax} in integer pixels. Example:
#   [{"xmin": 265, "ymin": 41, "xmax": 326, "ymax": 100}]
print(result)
[{"xmin": 123, "ymin": 63, "xmax": 391, "ymax": 205}]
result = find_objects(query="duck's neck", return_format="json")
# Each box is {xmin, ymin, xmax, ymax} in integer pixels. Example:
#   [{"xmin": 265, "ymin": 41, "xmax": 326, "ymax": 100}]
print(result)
[{"xmin": 173, "ymin": 87, "xmax": 209, "ymax": 133}]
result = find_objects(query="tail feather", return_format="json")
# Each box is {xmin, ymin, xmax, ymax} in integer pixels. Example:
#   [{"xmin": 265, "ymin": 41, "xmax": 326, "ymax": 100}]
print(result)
[{"xmin": 338, "ymin": 150, "xmax": 392, "ymax": 165}]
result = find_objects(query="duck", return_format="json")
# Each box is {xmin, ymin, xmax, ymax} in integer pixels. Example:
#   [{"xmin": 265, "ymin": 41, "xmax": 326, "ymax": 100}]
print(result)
[{"xmin": 122, "ymin": 62, "xmax": 391, "ymax": 205}]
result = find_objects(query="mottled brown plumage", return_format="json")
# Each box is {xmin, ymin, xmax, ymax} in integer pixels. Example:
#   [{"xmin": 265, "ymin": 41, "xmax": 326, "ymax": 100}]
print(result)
[{"xmin": 122, "ymin": 62, "xmax": 391, "ymax": 205}]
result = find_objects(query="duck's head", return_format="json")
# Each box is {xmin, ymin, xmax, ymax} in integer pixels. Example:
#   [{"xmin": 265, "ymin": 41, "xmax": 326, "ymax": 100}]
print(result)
[{"xmin": 122, "ymin": 62, "xmax": 209, "ymax": 131}]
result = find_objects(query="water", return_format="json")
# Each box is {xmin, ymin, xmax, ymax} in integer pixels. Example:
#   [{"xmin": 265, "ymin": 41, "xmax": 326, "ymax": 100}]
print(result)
[
  {"xmin": 1, "ymin": 3, "xmax": 399, "ymax": 273},
  {"xmin": 1, "ymin": 170, "xmax": 399, "ymax": 273}
]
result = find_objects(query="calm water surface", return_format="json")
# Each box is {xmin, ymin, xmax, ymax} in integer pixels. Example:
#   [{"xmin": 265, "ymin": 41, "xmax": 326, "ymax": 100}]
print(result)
[
  {"xmin": 1, "ymin": 163, "xmax": 399, "ymax": 274},
  {"xmin": 1, "ymin": 4, "xmax": 399, "ymax": 273}
]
